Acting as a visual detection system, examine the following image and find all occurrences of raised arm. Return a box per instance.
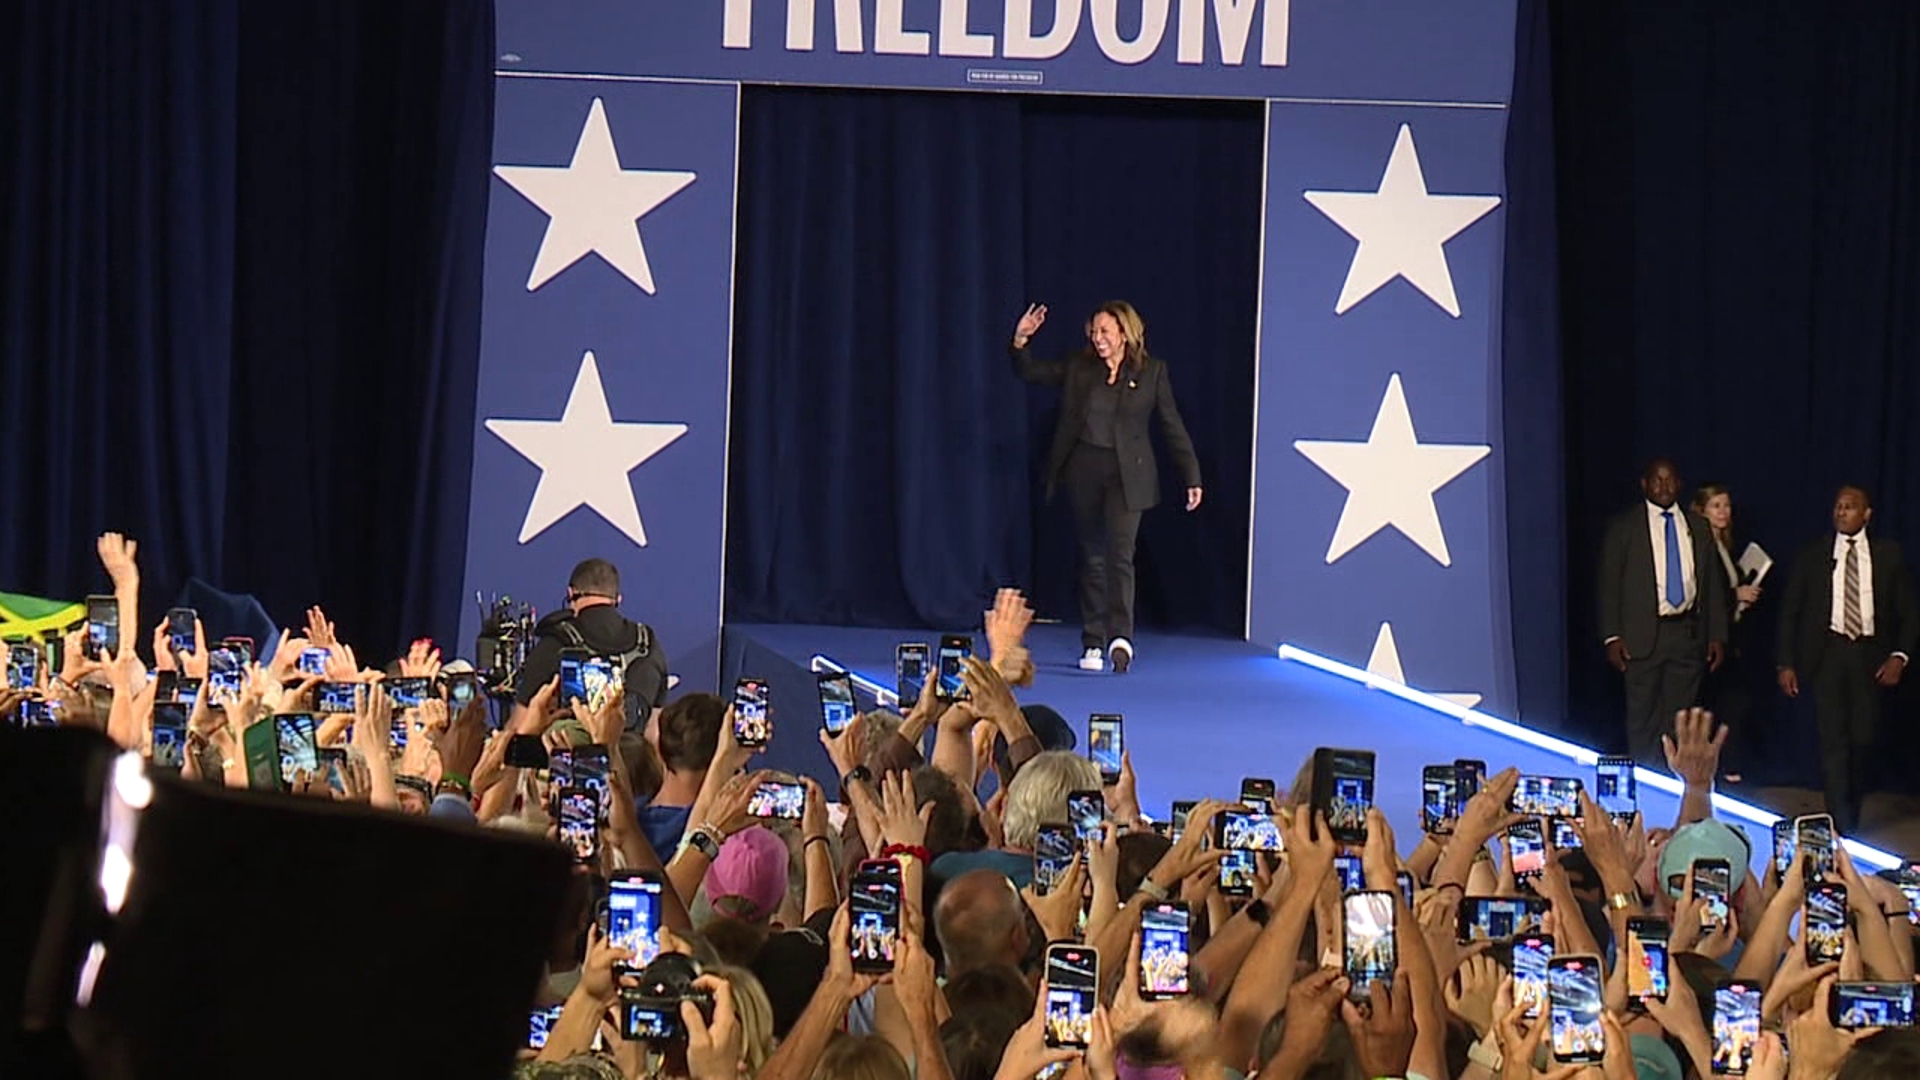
[1009,303,1069,385]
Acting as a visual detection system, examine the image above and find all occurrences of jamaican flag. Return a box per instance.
[0,590,86,645]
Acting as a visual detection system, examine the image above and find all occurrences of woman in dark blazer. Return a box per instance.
[1008,301,1203,673]
[1693,483,1765,782]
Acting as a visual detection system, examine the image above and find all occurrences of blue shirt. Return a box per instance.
[638,803,691,861]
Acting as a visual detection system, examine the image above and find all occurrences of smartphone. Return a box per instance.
[1551,817,1583,851]
[241,719,279,790]
[1067,789,1105,844]
[1796,814,1835,881]
[621,987,679,1042]
[318,746,347,794]
[1421,764,1461,835]
[1511,775,1583,818]
[7,642,39,690]
[1549,955,1605,1064]
[150,701,189,769]
[505,733,549,769]
[1138,902,1192,1000]
[1343,891,1397,1002]
[274,712,321,784]
[161,607,195,656]
[1625,917,1671,1007]
[557,784,600,862]
[895,643,929,708]
[1333,853,1364,894]
[1312,748,1375,844]
[573,744,611,817]
[936,635,972,702]
[16,698,60,727]
[208,646,247,701]
[850,860,903,974]
[220,636,255,667]
[384,676,432,711]
[1513,932,1554,1020]
[732,677,771,748]
[1692,858,1732,930]
[1455,758,1487,798]
[1034,823,1077,896]
[528,1004,565,1050]
[1042,944,1099,1049]
[1217,848,1257,898]
[1772,820,1796,881]
[1712,979,1761,1074]
[1169,800,1196,844]
[1831,981,1917,1030]
[173,676,201,707]
[1457,896,1549,944]
[606,871,665,973]
[1088,714,1124,785]
[749,779,806,821]
[1508,819,1547,883]
[445,671,481,712]
[1806,883,1848,965]
[305,680,354,715]
[1396,870,1415,911]
[816,671,856,738]
[297,647,330,677]
[559,649,616,710]
[1240,776,1276,813]
[84,595,119,660]
[1596,755,1637,821]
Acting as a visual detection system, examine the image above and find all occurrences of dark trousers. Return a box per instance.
[1700,635,1754,774]
[1622,612,1705,766]
[1065,443,1142,650]
[1812,635,1884,834]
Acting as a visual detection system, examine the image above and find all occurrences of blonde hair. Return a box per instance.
[712,963,778,1074]
[1086,300,1149,369]
[1002,750,1102,850]
[812,1033,912,1080]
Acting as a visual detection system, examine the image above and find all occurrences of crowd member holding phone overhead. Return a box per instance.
[1776,485,1918,835]
[511,557,668,734]
[1597,457,1727,767]
[1008,302,1203,675]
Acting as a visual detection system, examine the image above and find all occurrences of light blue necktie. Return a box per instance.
[1662,510,1686,609]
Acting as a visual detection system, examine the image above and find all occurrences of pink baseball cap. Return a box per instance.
[707,826,790,922]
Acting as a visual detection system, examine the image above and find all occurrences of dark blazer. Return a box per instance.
[1775,533,1918,678]
[1010,345,1202,512]
[1597,504,1728,657]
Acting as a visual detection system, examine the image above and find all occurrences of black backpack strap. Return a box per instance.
[553,618,587,649]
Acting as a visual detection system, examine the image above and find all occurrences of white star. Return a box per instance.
[486,352,688,546]
[1303,124,1501,317]
[1365,623,1482,709]
[1294,374,1489,566]
[493,97,697,294]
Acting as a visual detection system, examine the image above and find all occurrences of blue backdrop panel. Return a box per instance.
[495,0,1515,104]
[1249,103,1513,712]
[460,80,739,690]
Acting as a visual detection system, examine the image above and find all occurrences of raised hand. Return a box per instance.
[984,587,1034,660]
[1013,302,1047,345]
[1661,707,1726,788]
[399,639,442,679]
[96,532,139,592]
[303,605,337,648]
[682,974,742,1080]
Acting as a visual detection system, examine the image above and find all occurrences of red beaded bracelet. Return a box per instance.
[880,843,930,864]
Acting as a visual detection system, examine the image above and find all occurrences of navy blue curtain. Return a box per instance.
[1547,2,1920,785]
[0,0,490,660]
[727,87,1262,635]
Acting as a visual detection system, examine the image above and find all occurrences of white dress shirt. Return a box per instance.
[1830,529,1876,637]
[1646,501,1697,615]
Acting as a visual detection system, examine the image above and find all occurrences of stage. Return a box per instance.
[720,623,1902,877]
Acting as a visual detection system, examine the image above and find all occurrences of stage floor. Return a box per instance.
[724,623,1903,875]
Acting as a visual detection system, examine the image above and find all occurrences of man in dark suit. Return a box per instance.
[1776,484,1916,835]
[1597,458,1727,766]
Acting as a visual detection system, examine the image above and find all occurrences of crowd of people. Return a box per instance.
[9,537,1920,1080]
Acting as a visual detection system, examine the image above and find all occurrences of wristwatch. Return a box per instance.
[838,764,874,802]
[1136,878,1170,902]
[1608,891,1637,911]
[683,824,723,862]
[1467,1034,1504,1071]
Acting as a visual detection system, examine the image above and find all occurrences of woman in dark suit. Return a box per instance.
[1693,483,1765,782]
[1009,301,1203,673]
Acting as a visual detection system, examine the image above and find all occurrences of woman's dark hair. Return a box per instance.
[1839,1028,1920,1079]
[1116,832,1173,898]
[940,1008,1025,1080]
[701,912,771,969]
[944,964,1035,1019]
[1691,483,1733,544]
[911,765,975,860]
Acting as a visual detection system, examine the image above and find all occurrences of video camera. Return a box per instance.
[473,593,537,699]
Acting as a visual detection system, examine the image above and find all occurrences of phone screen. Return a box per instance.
[1551,817,1583,851]
[1509,820,1546,881]
[1693,860,1732,928]
[298,647,330,677]
[1170,800,1196,843]
[1511,775,1583,818]
[607,874,664,972]
[1217,848,1257,897]
[1832,982,1917,1030]
[1458,896,1548,943]
[167,608,196,654]
[151,701,189,768]
[1043,945,1098,1048]
[1088,714,1123,783]
[1421,765,1460,835]
[1807,884,1848,965]
[937,636,972,701]
[1797,815,1835,880]
[733,677,771,747]
[1396,871,1415,911]
[558,784,600,862]
[1773,820,1796,880]
[316,681,358,714]
[1067,790,1105,843]
[560,652,617,710]
[1626,918,1670,1004]
[1318,749,1375,842]
[817,672,856,737]
[274,712,320,782]
[573,745,611,817]
[1034,825,1076,896]
[7,643,38,691]
[1220,807,1283,852]
[749,780,806,820]
[1240,777,1276,811]
[851,863,902,973]
[385,676,432,711]
[1333,853,1364,895]
[85,596,119,660]
[895,643,928,708]
[1139,902,1192,998]
[1713,982,1761,1074]
[221,637,254,667]
[528,1005,565,1050]
[208,646,247,701]
[447,672,480,711]
[1550,957,1605,1064]
[17,698,60,727]
[1455,759,1487,797]
[1343,891,1397,1001]
[1513,933,1554,1019]
[1596,756,1637,818]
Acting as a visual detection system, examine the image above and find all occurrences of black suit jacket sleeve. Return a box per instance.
[1153,359,1202,489]
[1695,513,1729,646]
[1009,343,1067,386]
[1886,541,1920,659]
[1596,512,1630,644]
[1775,541,1815,671]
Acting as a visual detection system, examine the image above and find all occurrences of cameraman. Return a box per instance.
[509,558,667,733]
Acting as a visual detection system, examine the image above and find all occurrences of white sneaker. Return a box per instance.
[1079,647,1104,671]
[1109,638,1133,674]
